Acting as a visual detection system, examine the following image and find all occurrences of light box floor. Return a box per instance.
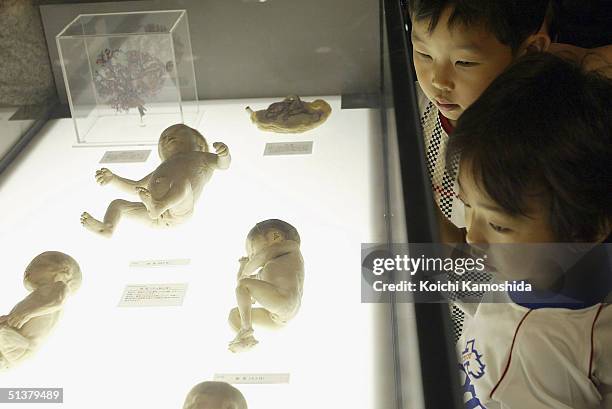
[0,96,384,408]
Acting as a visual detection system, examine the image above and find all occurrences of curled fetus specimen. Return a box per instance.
[228,219,304,353]
[0,252,82,370]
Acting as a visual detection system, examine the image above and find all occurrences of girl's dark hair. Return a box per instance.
[408,0,550,53]
[447,53,612,242]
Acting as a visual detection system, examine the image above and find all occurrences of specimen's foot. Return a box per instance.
[228,328,258,353]
[80,212,112,237]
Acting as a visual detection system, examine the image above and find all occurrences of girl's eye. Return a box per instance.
[456,60,479,67]
[489,223,511,233]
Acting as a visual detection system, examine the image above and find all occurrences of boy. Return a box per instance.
[447,53,611,408]
[407,0,552,341]
[407,0,551,230]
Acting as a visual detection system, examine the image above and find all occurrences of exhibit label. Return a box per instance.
[263,141,313,156]
[100,149,151,163]
[129,258,191,268]
[118,283,188,307]
[214,373,290,384]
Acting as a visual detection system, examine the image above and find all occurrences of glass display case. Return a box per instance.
[0,1,459,408]
[57,10,199,145]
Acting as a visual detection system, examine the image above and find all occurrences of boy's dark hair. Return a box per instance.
[408,0,550,53]
[447,53,611,242]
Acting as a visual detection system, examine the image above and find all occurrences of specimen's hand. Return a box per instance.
[213,142,229,157]
[135,186,150,197]
[237,256,250,280]
[95,168,115,185]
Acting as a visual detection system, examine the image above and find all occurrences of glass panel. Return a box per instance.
[0,1,451,408]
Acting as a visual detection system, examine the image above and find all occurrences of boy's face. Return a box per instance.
[458,164,562,285]
[457,165,556,245]
[411,7,515,124]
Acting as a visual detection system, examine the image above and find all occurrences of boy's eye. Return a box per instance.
[457,195,471,208]
[489,223,511,233]
[415,51,432,60]
[456,60,479,67]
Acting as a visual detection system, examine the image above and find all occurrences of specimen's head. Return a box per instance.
[408,0,550,122]
[182,381,247,409]
[158,124,209,160]
[246,219,300,257]
[23,251,82,293]
[447,53,612,245]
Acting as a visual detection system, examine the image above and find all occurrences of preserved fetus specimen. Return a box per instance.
[246,95,331,133]
[229,219,304,353]
[0,252,82,370]
[81,124,230,237]
[183,381,247,409]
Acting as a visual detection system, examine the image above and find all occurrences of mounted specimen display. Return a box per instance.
[246,95,331,133]
[81,124,230,237]
[0,252,82,370]
[229,219,304,353]
[183,381,247,409]
[94,48,168,121]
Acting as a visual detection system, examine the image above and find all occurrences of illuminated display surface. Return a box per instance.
[0,96,381,408]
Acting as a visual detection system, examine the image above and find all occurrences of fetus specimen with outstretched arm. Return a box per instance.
[81,124,230,237]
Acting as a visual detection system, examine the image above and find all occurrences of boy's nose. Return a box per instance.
[465,218,487,245]
[431,64,454,92]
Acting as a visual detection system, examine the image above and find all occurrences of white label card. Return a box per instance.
[129,258,191,268]
[263,141,313,156]
[213,373,290,384]
[118,283,188,307]
[100,150,151,163]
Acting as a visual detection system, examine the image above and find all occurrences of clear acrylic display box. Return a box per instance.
[56,10,199,145]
